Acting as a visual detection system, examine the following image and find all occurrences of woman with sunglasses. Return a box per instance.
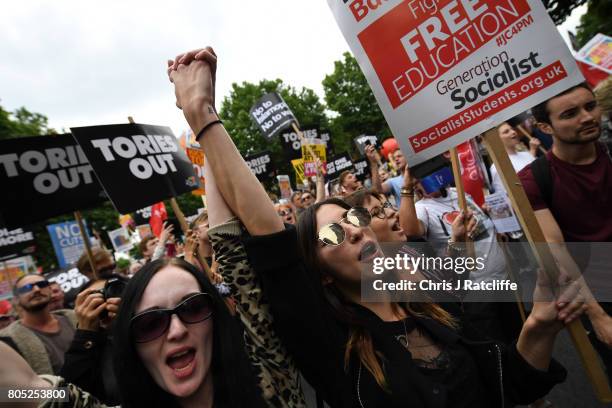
[275,202,297,225]
[164,47,585,408]
[0,259,265,408]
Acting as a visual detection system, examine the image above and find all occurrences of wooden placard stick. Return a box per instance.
[449,147,475,258]
[74,210,97,279]
[516,124,548,154]
[483,127,612,402]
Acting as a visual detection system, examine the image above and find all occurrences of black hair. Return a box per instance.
[532,82,593,125]
[112,258,263,408]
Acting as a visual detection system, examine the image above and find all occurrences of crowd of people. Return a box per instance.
[0,46,610,408]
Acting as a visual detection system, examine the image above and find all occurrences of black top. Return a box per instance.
[243,225,567,408]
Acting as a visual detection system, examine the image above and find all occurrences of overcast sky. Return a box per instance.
[0,1,586,137]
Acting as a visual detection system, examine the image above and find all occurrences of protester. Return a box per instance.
[338,170,362,196]
[0,259,266,408]
[165,46,584,408]
[300,191,315,209]
[46,282,65,311]
[290,191,305,216]
[275,202,297,225]
[489,122,540,193]
[518,83,612,369]
[60,277,124,405]
[0,274,76,375]
[190,211,213,267]
[132,221,176,274]
[367,143,407,205]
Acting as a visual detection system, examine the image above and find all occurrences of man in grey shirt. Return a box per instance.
[0,274,76,374]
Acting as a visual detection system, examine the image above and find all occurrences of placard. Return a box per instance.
[326,153,354,181]
[186,147,206,195]
[45,267,90,306]
[108,227,134,253]
[280,127,334,160]
[576,33,612,74]
[353,158,370,181]
[249,92,297,139]
[244,151,276,182]
[354,134,379,155]
[71,123,198,214]
[327,0,583,165]
[485,192,521,233]
[0,227,36,261]
[302,139,327,177]
[291,158,306,186]
[132,206,153,225]
[0,134,106,228]
[277,175,293,200]
[47,220,91,269]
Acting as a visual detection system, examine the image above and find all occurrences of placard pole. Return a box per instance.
[74,211,97,279]
[517,124,548,154]
[448,148,475,259]
[483,128,612,402]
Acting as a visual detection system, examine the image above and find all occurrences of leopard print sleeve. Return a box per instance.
[37,375,112,408]
[208,218,306,408]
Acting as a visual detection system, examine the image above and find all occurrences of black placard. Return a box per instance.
[325,153,354,181]
[244,151,276,182]
[354,134,379,155]
[0,226,36,261]
[0,134,107,228]
[132,206,153,225]
[250,92,297,140]
[279,127,334,161]
[353,158,370,181]
[71,123,198,215]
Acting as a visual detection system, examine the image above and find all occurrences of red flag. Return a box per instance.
[456,140,485,207]
[575,59,609,88]
[149,202,168,237]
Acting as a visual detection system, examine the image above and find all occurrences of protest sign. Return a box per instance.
[0,257,30,300]
[302,139,327,177]
[71,123,198,214]
[291,158,306,186]
[250,93,297,139]
[0,227,36,261]
[576,33,612,74]
[108,227,133,253]
[244,151,276,182]
[186,147,206,195]
[135,225,152,240]
[456,140,486,206]
[354,135,379,155]
[326,153,354,181]
[353,158,370,181]
[0,134,106,228]
[47,220,92,269]
[485,192,521,233]
[132,206,153,225]
[277,175,292,199]
[327,0,583,165]
[280,127,334,160]
[45,267,89,307]
[149,202,168,237]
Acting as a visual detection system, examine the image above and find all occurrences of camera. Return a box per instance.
[100,276,127,300]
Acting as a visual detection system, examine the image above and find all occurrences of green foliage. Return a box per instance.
[219,79,328,187]
[542,0,587,25]
[322,52,391,156]
[0,104,55,139]
[575,0,612,48]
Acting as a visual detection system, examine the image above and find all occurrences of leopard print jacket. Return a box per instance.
[209,218,306,408]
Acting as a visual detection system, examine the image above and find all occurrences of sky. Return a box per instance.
[0,1,587,137]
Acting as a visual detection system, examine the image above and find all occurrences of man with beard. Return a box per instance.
[0,274,76,374]
[518,83,612,374]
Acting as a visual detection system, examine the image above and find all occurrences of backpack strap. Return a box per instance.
[530,154,553,209]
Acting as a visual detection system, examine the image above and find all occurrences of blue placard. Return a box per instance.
[46,221,91,269]
[420,166,454,194]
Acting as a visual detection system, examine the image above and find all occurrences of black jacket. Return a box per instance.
[243,226,566,408]
[60,329,121,405]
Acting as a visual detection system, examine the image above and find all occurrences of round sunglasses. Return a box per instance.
[130,292,213,343]
[318,207,372,246]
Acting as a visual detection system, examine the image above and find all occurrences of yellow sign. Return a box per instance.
[186,147,206,196]
[301,141,326,177]
[291,158,305,186]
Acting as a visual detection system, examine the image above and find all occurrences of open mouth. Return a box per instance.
[391,219,403,233]
[359,242,379,261]
[166,348,196,377]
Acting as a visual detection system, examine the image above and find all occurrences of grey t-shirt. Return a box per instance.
[29,315,75,374]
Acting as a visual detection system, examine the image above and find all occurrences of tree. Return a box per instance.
[322,52,391,156]
[219,79,328,185]
[0,103,54,139]
[575,0,612,48]
[542,0,587,25]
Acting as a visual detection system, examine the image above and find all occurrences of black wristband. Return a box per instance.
[195,119,223,142]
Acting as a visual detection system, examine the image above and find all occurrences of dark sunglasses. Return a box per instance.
[301,195,313,202]
[369,201,397,219]
[97,263,117,277]
[17,280,50,295]
[318,207,372,246]
[130,293,213,343]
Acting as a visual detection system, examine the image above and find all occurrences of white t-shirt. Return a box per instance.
[490,150,535,194]
[414,188,507,283]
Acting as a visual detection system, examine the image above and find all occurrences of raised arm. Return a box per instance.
[365,144,385,194]
[315,159,326,203]
[168,48,283,236]
[398,165,426,237]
